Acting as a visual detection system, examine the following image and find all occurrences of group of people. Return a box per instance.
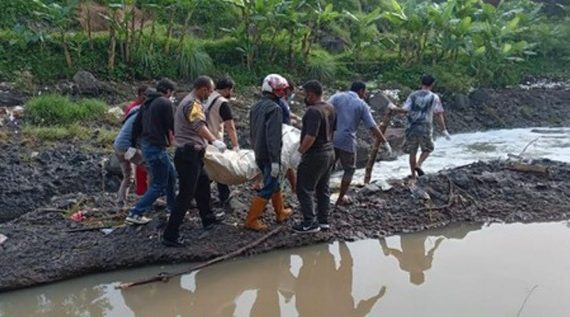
[113,73,449,247]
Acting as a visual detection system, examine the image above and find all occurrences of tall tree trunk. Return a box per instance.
[164,6,175,54]
[149,13,156,52]
[108,26,116,72]
[129,6,136,62]
[177,11,193,53]
[301,31,310,64]
[61,31,73,69]
[138,9,146,46]
[268,27,280,63]
[86,1,93,49]
[287,28,295,69]
[123,5,130,63]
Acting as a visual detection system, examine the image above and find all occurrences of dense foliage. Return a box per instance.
[0,0,568,91]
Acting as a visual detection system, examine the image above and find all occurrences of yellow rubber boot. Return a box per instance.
[244,196,268,231]
[272,192,292,223]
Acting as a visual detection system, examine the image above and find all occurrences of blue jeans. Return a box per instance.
[257,160,280,199]
[130,141,176,216]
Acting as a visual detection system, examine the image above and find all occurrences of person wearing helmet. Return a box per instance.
[245,74,293,231]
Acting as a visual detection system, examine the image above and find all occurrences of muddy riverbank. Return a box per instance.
[1,159,569,291]
[1,76,570,291]
[1,79,570,222]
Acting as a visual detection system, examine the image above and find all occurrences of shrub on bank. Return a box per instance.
[77,99,108,119]
[25,94,108,126]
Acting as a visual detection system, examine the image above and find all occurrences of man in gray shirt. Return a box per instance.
[329,81,391,206]
[391,74,450,178]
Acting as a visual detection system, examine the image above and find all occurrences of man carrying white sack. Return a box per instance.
[204,77,240,206]
[162,76,227,248]
[245,74,293,231]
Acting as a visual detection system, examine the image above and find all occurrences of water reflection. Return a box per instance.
[293,242,385,317]
[381,235,443,285]
[0,283,111,317]
[119,242,384,317]
[380,223,482,285]
[3,221,570,317]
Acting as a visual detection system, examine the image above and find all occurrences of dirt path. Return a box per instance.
[1,159,569,291]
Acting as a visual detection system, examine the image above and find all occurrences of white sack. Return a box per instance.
[204,124,301,185]
[203,147,258,185]
[280,124,301,172]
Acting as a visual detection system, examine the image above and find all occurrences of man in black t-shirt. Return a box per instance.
[292,80,337,234]
[126,79,177,225]
[204,78,240,204]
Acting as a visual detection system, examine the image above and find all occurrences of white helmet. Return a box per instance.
[261,74,289,97]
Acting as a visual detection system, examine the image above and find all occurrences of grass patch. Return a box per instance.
[0,130,9,143]
[96,128,118,147]
[22,123,91,142]
[78,98,108,117]
[25,94,108,126]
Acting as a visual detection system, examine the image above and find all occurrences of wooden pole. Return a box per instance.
[363,114,392,184]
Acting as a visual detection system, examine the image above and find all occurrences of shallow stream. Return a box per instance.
[337,127,570,187]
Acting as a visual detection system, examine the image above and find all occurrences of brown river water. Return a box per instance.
[1,221,570,317]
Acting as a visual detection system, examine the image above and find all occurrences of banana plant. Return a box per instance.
[32,0,79,69]
[299,2,340,64]
[343,7,382,60]
[223,0,285,70]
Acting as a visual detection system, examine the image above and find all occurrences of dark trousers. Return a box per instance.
[164,146,215,241]
[296,147,335,226]
[217,183,230,202]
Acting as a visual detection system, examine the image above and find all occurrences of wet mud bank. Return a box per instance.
[1,159,569,291]
[0,142,120,223]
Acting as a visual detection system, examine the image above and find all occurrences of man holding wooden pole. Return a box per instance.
[329,81,391,206]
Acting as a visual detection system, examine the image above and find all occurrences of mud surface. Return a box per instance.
[444,88,570,133]
[0,142,120,222]
[1,159,569,291]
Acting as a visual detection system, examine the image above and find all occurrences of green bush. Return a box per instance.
[307,49,339,84]
[202,37,244,67]
[77,98,108,118]
[26,94,79,126]
[25,94,107,126]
